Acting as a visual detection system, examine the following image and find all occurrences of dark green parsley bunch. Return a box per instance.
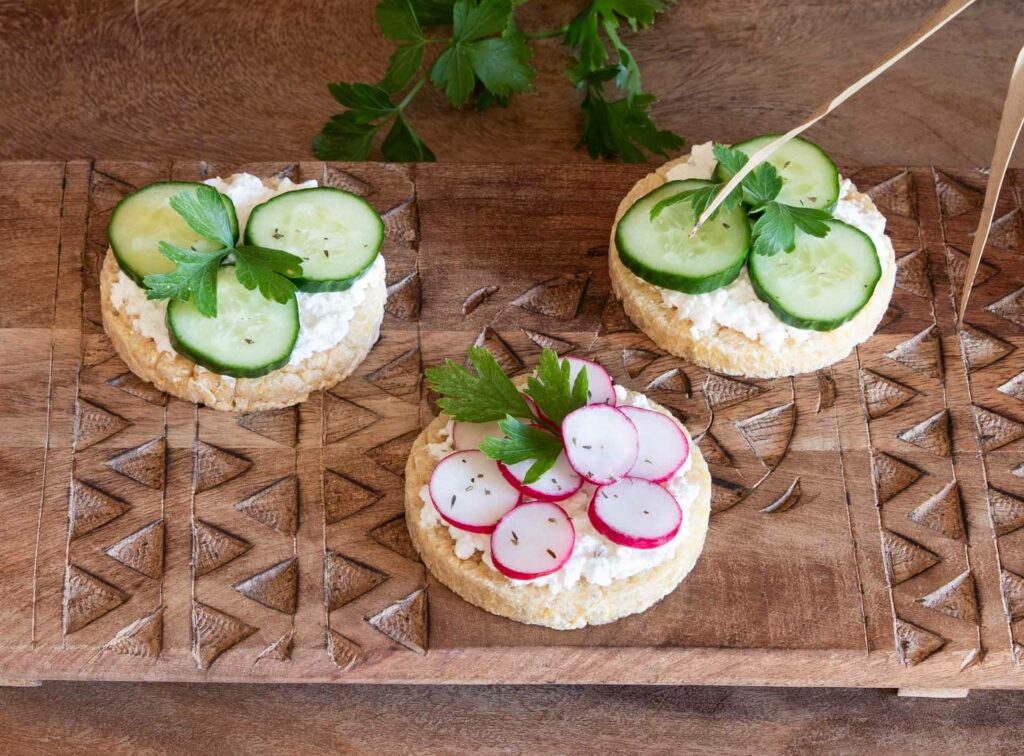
[650,143,833,256]
[315,0,682,163]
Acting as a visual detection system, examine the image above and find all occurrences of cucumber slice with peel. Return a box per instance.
[108,182,238,287]
[245,187,383,293]
[747,220,881,331]
[716,135,840,211]
[167,266,299,378]
[615,179,751,294]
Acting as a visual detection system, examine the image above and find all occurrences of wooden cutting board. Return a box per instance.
[1,159,1022,688]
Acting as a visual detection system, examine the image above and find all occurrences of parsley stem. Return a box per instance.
[397,77,426,111]
[522,26,567,40]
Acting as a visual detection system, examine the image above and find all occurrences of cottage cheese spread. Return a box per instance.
[108,173,386,367]
[657,142,893,351]
[418,385,701,595]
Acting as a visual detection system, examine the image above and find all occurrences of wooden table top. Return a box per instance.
[2,682,1023,754]
[0,0,1020,168]
[3,0,1023,751]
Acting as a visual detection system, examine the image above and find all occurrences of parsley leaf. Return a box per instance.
[314,112,381,161]
[788,205,833,237]
[751,202,832,256]
[428,346,606,482]
[378,0,424,41]
[232,246,302,305]
[381,112,437,161]
[425,346,533,422]
[143,243,227,318]
[524,349,589,426]
[168,184,235,249]
[466,36,534,97]
[480,416,563,484]
[649,181,742,222]
[580,89,683,163]
[650,144,786,222]
[453,0,507,38]
[142,187,304,317]
[315,81,436,162]
[377,0,428,91]
[712,142,747,176]
[430,0,533,107]
[327,82,397,121]
[565,0,665,74]
[382,44,426,92]
[411,0,456,26]
[742,163,783,208]
[601,18,641,95]
[567,1,681,163]
[711,143,783,208]
[751,202,795,257]
[431,45,476,105]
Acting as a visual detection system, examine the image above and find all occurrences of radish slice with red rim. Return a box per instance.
[561,404,638,485]
[498,451,583,502]
[566,356,617,406]
[618,406,690,483]
[451,420,504,451]
[429,450,521,533]
[588,477,682,549]
[491,501,575,580]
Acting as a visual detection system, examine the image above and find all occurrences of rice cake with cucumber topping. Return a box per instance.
[405,349,711,630]
[609,139,896,378]
[101,173,386,412]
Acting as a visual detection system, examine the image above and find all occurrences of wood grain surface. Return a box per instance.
[2,157,1024,691]
[0,0,1021,167]
[3,682,1024,755]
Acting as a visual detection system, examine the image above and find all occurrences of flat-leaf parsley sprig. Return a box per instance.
[425,346,589,483]
[315,0,682,164]
[143,185,305,318]
[649,143,833,257]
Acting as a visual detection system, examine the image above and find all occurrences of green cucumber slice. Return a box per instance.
[716,135,840,211]
[615,179,751,294]
[167,266,298,378]
[245,187,383,293]
[108,182,238,287]
[747,219,881,331]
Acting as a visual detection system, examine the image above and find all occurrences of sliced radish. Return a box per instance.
[566,356,616,406]
[429,450,521,533]
[618,406,690,483]
[588,477,682,549]
[561,404,638,485]
[498,451,583,502]
[451,420,504,451]
[491,501,575,580]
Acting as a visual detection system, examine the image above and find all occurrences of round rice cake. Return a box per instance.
[404,400,712,630]
[100,249,385,412]
[609,154,897,378]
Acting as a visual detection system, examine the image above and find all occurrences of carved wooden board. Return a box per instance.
[1,159,1023,687]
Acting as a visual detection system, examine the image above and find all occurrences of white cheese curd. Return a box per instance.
[419,385,699,595]
[108,173,386,368]
[658,142,894,351]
